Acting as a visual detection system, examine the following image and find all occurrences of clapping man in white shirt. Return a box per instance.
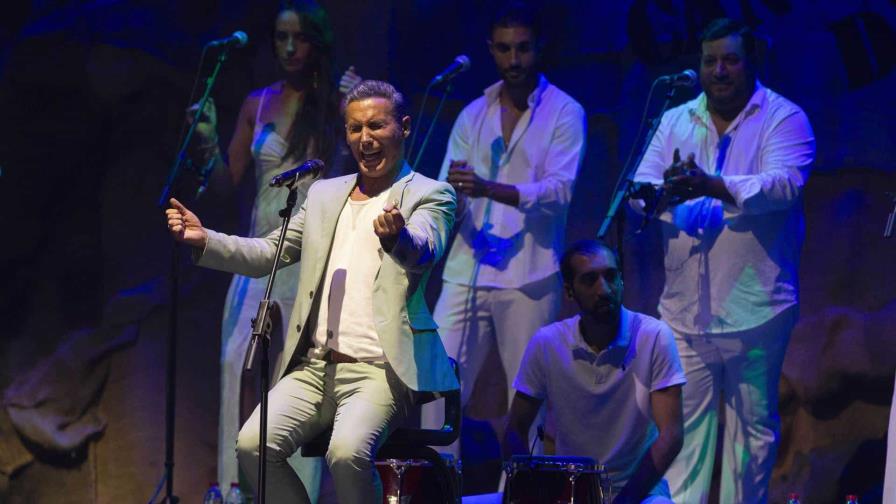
[632,18,815,503]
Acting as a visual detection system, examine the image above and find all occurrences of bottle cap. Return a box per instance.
[231,482,239,487]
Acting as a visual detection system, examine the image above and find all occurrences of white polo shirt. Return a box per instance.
[513,307,686,492]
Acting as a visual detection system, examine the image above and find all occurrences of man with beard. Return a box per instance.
[423,1,586,459]
[504,240,685,504]
[632,18,815,503]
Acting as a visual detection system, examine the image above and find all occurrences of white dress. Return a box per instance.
[217,85,322,497]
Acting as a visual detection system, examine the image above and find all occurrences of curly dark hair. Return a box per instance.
[490,1,542,44]
[699,17,758,68]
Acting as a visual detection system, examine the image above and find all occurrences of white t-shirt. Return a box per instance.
[311,190,390,361]
[513,307,686,492]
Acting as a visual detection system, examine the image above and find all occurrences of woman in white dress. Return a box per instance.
[188,1,360,498]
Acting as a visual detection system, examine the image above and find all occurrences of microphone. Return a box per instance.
[206,31,249,49]
[657,69,697,87]
[269,159,325,187]
[430,55,471,86]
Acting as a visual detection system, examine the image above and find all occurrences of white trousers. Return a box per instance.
[665,307,797,504]
[236,359,413,504]
[423,276,561,457]
[884,374,896,504]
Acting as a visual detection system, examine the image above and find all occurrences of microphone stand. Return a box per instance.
[597,82,680,265]
[407,81,432,164]
[410,82,454,172]
[242,177,303,504]
[150,45,233,504]
[158,47,229,207]
[885,192,896,238]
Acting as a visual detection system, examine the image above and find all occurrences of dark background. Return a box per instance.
[1,0,895,502]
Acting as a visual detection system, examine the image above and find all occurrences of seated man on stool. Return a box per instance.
[504,240,686,504]
[165,80,458,503]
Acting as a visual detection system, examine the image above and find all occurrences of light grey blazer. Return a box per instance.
[197,162,459,392]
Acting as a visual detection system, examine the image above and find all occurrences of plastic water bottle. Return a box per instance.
[786,493,801,504]
[203,482,223,504]
[224,482,244,504]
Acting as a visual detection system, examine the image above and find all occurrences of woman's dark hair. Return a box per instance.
[277,0,340,167]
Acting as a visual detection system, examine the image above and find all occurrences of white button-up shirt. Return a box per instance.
[439,75,586,288]
[633,83,815,334]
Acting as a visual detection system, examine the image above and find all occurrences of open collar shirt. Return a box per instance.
[439,75,586,288]
[633,83,815,334]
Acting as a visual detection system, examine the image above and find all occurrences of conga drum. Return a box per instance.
[377,454,461,504]
[502,455,610,504]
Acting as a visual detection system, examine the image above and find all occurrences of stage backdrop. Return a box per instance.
[0,1,894,502]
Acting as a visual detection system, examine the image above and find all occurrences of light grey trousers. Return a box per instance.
[236,358,413,503]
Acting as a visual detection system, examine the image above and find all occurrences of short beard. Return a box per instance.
[588,302,621,325]
[502,68,536,89]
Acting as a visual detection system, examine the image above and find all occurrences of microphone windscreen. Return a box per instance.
[232,31,249,47]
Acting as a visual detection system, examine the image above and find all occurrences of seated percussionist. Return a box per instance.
[504,240,686,504]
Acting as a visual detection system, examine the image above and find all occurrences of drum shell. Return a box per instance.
[377,456,461,504]
[502,455,608,504]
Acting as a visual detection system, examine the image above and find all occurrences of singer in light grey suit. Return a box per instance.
[165,80,457,503]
